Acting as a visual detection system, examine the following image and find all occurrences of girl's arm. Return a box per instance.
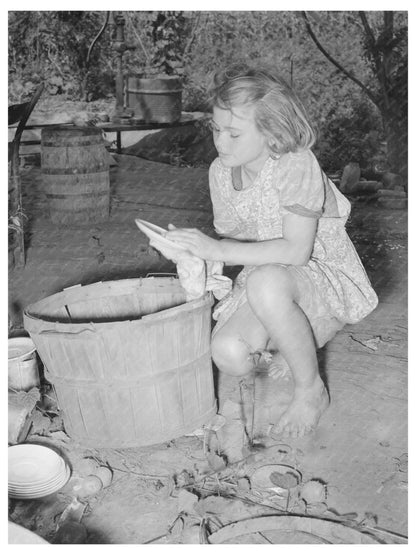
[166,212,318,267]
[220,212,317,266]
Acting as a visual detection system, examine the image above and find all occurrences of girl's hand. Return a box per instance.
[165,224,221,260]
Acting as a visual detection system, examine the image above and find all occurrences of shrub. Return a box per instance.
[313,95,384,173]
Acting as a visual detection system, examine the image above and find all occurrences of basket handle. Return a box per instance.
[38,326,97,337]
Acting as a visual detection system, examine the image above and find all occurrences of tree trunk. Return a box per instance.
[382,60,408,185]
[384,111,408,188]
[302,12,407,187]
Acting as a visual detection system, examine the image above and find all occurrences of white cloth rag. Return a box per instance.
[148,236,205,301]
[149,237,232,301]
[205,260,232,300]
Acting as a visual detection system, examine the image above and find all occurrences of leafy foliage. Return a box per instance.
[314,96,384,173]
[144,11,189,76]
[8,11,115,101]
[8,10,407,174]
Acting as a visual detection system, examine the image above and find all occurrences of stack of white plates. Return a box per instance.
[8,444,70,499]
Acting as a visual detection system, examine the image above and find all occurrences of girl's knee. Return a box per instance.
[211,332,252,377]
[246,264,296,304]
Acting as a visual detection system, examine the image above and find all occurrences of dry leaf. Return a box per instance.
[176,489,199,514]
[206,452,227,472]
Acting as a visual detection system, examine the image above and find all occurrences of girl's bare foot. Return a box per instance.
[268,352,291,380]
[250,350,290,380]
[271,377,329,438]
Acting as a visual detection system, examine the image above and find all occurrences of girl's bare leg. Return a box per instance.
[211,301,269,377]
[246,264,329,438]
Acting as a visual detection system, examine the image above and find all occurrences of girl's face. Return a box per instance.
[211,104,270,172]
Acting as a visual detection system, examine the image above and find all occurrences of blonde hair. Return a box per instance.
[207,63,316,155]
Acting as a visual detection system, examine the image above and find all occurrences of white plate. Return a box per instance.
[8,337,36,361]
[9,466,67,490]
[8,522,49,544]
[9,465,68,490]
[8,444,65,485]
[8,458,66,487]
[135,219,187,251]
[9,466,70,499]
[9,477,69,496]
[9,478,67,496]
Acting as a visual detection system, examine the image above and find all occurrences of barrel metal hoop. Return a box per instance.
[46,191,109,200]
[41,168,109,176]
[41,139,104,147]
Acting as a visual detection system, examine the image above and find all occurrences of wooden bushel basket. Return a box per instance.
[41,126,110,224]
[23,277,216,448]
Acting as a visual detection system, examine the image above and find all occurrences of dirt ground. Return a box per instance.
[8,132,408,544]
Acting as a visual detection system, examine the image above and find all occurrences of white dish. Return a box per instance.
[9,466,66,490]
[9,466,70,499]
[135,218,187,251]
[8,337,36,361]
[8,522,49,544]
[9,480,66,494]
[8,458,65,487]
[9,481,69,497]
[8,444,65,485]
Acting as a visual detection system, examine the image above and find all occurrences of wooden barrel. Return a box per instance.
[23,277,216,448]
[41,126,110,224]
[126,75,182,123]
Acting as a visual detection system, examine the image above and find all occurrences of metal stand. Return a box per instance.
[108,12,136,119]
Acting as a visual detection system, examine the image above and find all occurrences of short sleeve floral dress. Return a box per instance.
[209,149,378,347]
